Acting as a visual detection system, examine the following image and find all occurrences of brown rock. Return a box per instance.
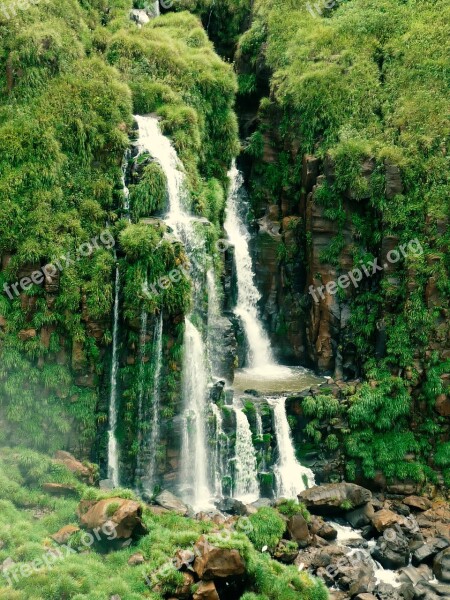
[193,536,245,580]
[128,553,145,566]
[78,498,147,539]
[51,525,80,544]
[42,483,78,496]
[371,509,408,532]
[174,572,195,599]
[403,496,432,512]
[287,514,310,545]
[193,581,219,600]
[435,394,450,417]
[54,450,96,484]
[18,328,36,341]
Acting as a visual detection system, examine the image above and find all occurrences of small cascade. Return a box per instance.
[134,115,213,508]
[233,401,259,503]
[210,403,228,498]
[180,318,212,509]
[145,312,163,492]
[269,396,315,498]
[135,300,149,487]
[224,165,273,369]
[107,265,121,487]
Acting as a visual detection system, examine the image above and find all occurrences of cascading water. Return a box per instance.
[210,403,228,498]
[107,265,120,487]
[233,401,260,503]
[269,396,315,497]
[181,319,211,509]
[224,165,273,369]
[134,114,213,508]
[145,312,163,491]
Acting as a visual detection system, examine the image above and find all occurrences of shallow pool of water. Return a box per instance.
[233,365,324,395]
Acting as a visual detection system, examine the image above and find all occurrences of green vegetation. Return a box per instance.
[0,1,239,460]
[0,448,327,600]
[236,0,449,488]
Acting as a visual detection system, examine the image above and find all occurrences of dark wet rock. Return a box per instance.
[371,530,410,569]
[433,547,450,582]
[412,538,449,566]
[298,482,372,515]
[215,497,247,516]
[345,503,375,529]
[210,380,226,403]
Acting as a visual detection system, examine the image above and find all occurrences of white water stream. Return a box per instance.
[224,165,274,369]
[233,401,260,503]
[269,396,315,497]
[107,265,121,487]
[134,115,213,509]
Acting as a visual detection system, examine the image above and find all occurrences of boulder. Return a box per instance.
[417,503,450,540]
[54,450,96,484]
[128,553,145,566]
[193,536,245,580]
[193,581,219,600]
[433,547,450,583]
[51,525,80,545]
[272,540,299,564]
[155,491,188,516]
[371,530,410,569]
[174,572,195,599]
[77,497,147,539]
[287,514,310,546]
[42,483,78,496]
[298,483,372,515]
[345,503,375,529]
[403,496,432,512]
[215,497,247,516]
[371,509,408,532]
[309,515,338,540]
[412,538,449,566]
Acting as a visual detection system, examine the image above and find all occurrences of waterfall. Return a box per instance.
[233,402,259,503]
[145,312,163,491]
[224,165,273,369]
[107,265,120,487]
[134,114,213,508]
[210,403,226,498]
[135,302,149,487]
[269,397,315,498]
[180,318,211,509]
